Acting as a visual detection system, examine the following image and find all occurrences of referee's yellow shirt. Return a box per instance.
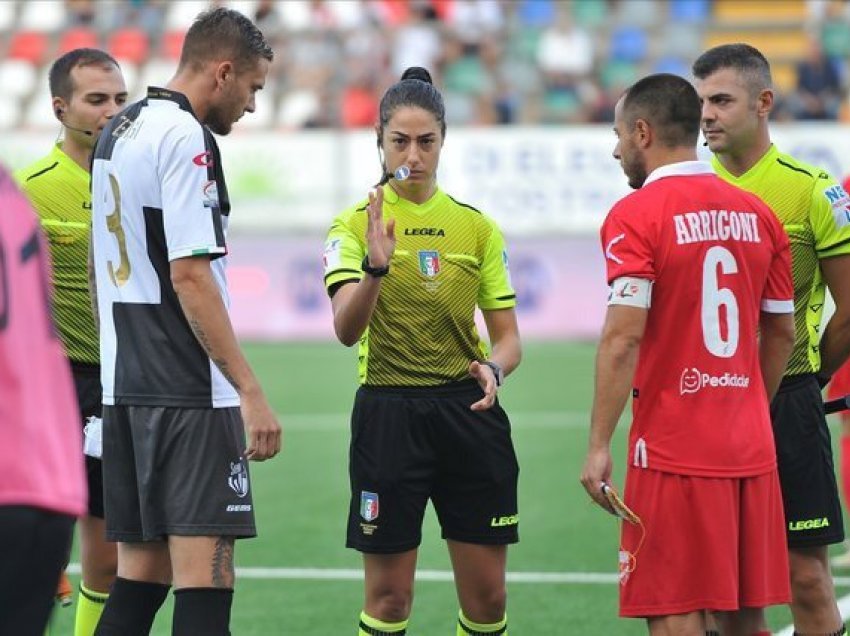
[16,143,99,365]
[713,145,850,375]
[324,185,516,386]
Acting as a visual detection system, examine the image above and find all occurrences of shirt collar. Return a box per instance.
[643,160,714,186]
[146,86,195,116]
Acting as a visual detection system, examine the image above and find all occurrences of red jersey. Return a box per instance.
[601,161,794,477]
[0,165,85,516]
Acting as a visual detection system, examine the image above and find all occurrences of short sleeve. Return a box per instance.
[600,201,656,285]
[812,176,850,258]
[158,123,225,261]
[762,212,794,313]
[478,218,516,310]
[323,214,364,292]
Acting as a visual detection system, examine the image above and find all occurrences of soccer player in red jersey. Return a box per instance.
[581,73,796,635]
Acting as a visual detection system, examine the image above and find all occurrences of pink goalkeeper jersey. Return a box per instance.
[601,161,794,477]
[0,165,85,516]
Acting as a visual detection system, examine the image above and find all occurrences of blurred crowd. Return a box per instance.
[3,0,850,129]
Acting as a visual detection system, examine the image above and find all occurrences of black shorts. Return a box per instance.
[771,374,844,548]
[102,405,256,542]
[0,506,75,635]
[347,379,519,554]
[72,363,104,518]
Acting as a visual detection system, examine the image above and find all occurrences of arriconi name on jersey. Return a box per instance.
[680,367,750,395]
[673,210,761,245]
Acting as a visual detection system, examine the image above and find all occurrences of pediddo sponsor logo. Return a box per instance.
[680,367,750,395]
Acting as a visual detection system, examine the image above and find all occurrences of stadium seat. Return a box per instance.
[139,59,179,92]
[0,60,39,99]
[58,28,99,55]
[652,56,690,78]
[608,26,649,63]
[23,79,56,130]
[160,30,186,61]
[19,0,65,31]
[0,96,20,130]
[8,31,50,65]
[108,28,150,65]
[516,0,555,27]
[277,89,320,129]
[165,0,209,31]
[669,0,710,23]
[0,1,17,32]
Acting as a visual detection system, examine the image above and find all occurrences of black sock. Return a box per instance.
[793,627,846,636]
[172,587,234,636]
[93,577,170,636]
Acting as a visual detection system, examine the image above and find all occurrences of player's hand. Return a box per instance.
[241,392,282,461]
[468,360,497,411]
[580,447,614,514]
[364,186,396,269]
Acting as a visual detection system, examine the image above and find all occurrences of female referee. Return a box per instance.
[323,66,522,636]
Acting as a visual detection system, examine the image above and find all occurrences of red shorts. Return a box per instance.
[619,467,790,618]
[828,360,850,400]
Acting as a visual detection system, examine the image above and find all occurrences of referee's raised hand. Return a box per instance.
[241,390,282,461]
[365,186,396,268]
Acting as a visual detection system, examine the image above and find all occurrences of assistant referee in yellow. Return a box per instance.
[324,66,522,636]
[16,48,127,636]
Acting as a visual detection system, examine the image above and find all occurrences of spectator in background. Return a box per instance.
[791,36,843,120]
[536,8,595,123]
[391,1,442,78]
[65,0,96,27]
[15,47,127,636]
[341,69,379,128]
[0,163,86,636]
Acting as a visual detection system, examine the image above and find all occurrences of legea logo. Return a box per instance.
[679,367,750,395]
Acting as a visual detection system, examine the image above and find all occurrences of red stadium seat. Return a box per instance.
[58,28,100,55]
[8,31,49,65]
[161,30,186,61]
[109,28,150,65]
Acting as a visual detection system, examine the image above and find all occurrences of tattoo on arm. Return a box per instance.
[211,536,235,588]
[186,317,241,391]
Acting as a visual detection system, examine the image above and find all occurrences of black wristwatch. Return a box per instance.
[362,255,389,278]
[482,360,504,387]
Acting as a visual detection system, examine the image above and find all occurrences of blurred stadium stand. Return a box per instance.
[0,0,848,130]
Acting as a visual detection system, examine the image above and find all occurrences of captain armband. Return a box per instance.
[607,276,652,308]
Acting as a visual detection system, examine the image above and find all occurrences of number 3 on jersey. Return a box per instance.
[106,173,131,286]
[701,246,739,358]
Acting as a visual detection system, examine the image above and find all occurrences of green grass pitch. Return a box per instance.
[50,340,840,634]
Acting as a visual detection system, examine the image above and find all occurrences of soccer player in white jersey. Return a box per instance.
[581,73,795,635]
[89,9,281,635]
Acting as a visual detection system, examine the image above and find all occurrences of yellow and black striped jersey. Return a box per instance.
[15,143,98,365]
[713,145,850,375]
[324,185,516,386]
